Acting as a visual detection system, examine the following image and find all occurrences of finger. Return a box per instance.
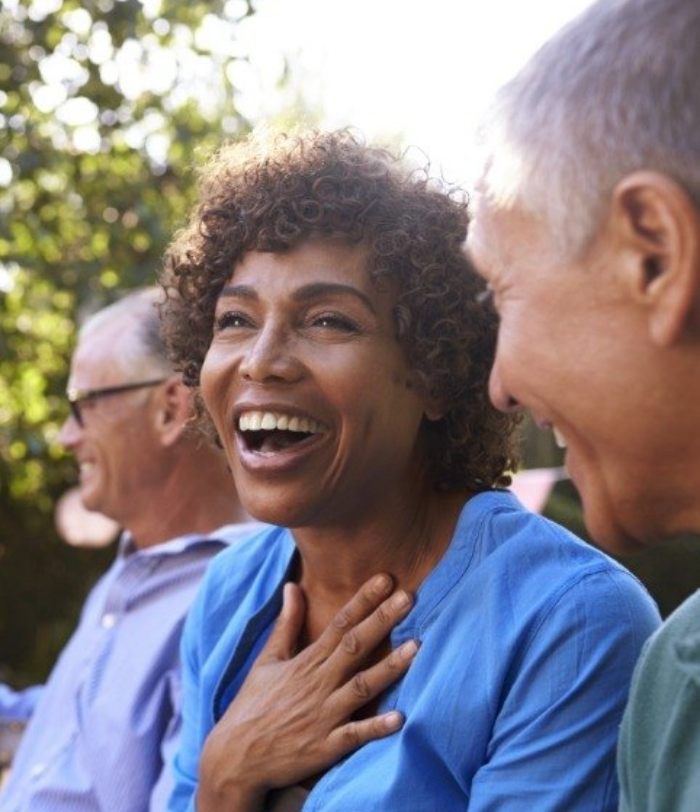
[257,582,306,663]
[328,638,419,715]
[325,710,405,761]
[326,589,414,675]
[313,573,395,658]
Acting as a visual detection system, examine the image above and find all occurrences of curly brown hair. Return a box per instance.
[160,129,519,491]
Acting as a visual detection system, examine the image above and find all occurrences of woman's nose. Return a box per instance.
[239,324,303,384]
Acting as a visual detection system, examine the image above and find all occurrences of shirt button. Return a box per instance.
[101,613,116,629]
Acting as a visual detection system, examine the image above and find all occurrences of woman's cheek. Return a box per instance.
[200,349,227,423]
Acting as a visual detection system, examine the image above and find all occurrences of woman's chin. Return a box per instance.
[240,491,320,530]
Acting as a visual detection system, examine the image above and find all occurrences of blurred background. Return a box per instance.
[2,0,699,688]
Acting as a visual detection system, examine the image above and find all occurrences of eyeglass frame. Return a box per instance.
[66,378,168,427]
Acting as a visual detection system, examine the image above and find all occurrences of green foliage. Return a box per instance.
[3,0,699,687]
[0,0,255,684]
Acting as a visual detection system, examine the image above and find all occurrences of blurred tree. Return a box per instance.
[0,0,259,683]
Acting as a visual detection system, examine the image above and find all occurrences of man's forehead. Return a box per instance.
[465,195,503,281]
[69,317,132,385]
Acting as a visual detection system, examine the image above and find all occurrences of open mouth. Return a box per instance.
[237,410,327,454]
[78,461,96,478]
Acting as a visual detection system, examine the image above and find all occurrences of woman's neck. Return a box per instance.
[293,487,471,643]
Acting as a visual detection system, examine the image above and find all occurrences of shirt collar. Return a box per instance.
[117,522,261,559]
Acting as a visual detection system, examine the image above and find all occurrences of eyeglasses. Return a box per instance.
[67,379,167,427]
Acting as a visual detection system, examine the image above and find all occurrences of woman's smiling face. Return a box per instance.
[200,238,433,529]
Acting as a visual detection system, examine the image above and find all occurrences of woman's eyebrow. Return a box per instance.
[292,282,376,314]
[218,284,257,301]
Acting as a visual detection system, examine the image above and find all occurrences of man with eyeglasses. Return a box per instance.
[0,288,259,811]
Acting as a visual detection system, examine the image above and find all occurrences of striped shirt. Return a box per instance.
[0,523,261,812]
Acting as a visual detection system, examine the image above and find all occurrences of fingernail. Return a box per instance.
[399,639,419,659]
[383,710,404,730]
[392,590,411,610]
[372,574,392,594]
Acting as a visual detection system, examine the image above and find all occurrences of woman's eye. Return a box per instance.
[310,313,359,333]
[215,311,253,331]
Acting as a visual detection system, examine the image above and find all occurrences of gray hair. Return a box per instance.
[479,0,700,256]
[79,288,173,378]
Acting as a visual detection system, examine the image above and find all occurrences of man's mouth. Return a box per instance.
[79,462,96,478]
[553,427,567,449]
[237,410,327,454]
[536,418,568,451]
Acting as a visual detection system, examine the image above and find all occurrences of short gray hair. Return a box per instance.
[479,0,700,256]
[80,288,173,378]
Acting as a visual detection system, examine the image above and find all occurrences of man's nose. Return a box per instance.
[488,358,522,413]
[57,414,81,448]
[239,324,303,384]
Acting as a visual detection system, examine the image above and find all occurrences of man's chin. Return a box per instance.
[581,502,649,555]
[77,486,103,515]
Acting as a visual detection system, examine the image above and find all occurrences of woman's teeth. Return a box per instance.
[238,411,325,434]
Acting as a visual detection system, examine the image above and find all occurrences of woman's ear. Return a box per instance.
[405,369,446,422]
[154,376,195,446]
[423,401,446,422]
[611,171,700,347]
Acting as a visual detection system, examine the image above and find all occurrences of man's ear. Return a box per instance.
[153,376,194,446]
[611,171,700,346]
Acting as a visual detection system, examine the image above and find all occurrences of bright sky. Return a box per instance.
[1,0,596,193]
[237,0,595,186]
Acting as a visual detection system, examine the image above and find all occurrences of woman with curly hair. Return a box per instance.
[160,130,658,812]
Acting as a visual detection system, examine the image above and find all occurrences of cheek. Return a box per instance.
[200,347,232,429]
[496,307,547,377]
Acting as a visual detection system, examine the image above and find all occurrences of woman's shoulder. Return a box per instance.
[443,490,660,659]
[467,489,625,571]
[460,490,657,616]
[196,525,294,612]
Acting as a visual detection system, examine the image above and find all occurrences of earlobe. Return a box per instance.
[613,171,700,347]
[404,370,446,422]
[423,404,446,422]
[156,377,194,446]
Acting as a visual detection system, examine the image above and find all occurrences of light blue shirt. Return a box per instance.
[0,523,262,812]
[0,687,44,727]
[171,491,660,811]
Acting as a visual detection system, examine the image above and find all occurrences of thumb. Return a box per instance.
[259,582,306,662]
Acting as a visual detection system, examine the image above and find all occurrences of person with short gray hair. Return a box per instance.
[478,0,700,257]
[467,0,700,809]
[0,287,259,811]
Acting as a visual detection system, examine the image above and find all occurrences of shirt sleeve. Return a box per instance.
[0,684,43,770]
[168,584,207,812]
[149,668,183,812]
[617,609,700,812]
[0,684,43,723]
[467,568,660,812]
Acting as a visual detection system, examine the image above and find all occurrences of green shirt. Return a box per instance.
[618,588,700,811]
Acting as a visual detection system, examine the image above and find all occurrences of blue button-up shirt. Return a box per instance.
[171,491,660,811]
[0,522,262,812]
